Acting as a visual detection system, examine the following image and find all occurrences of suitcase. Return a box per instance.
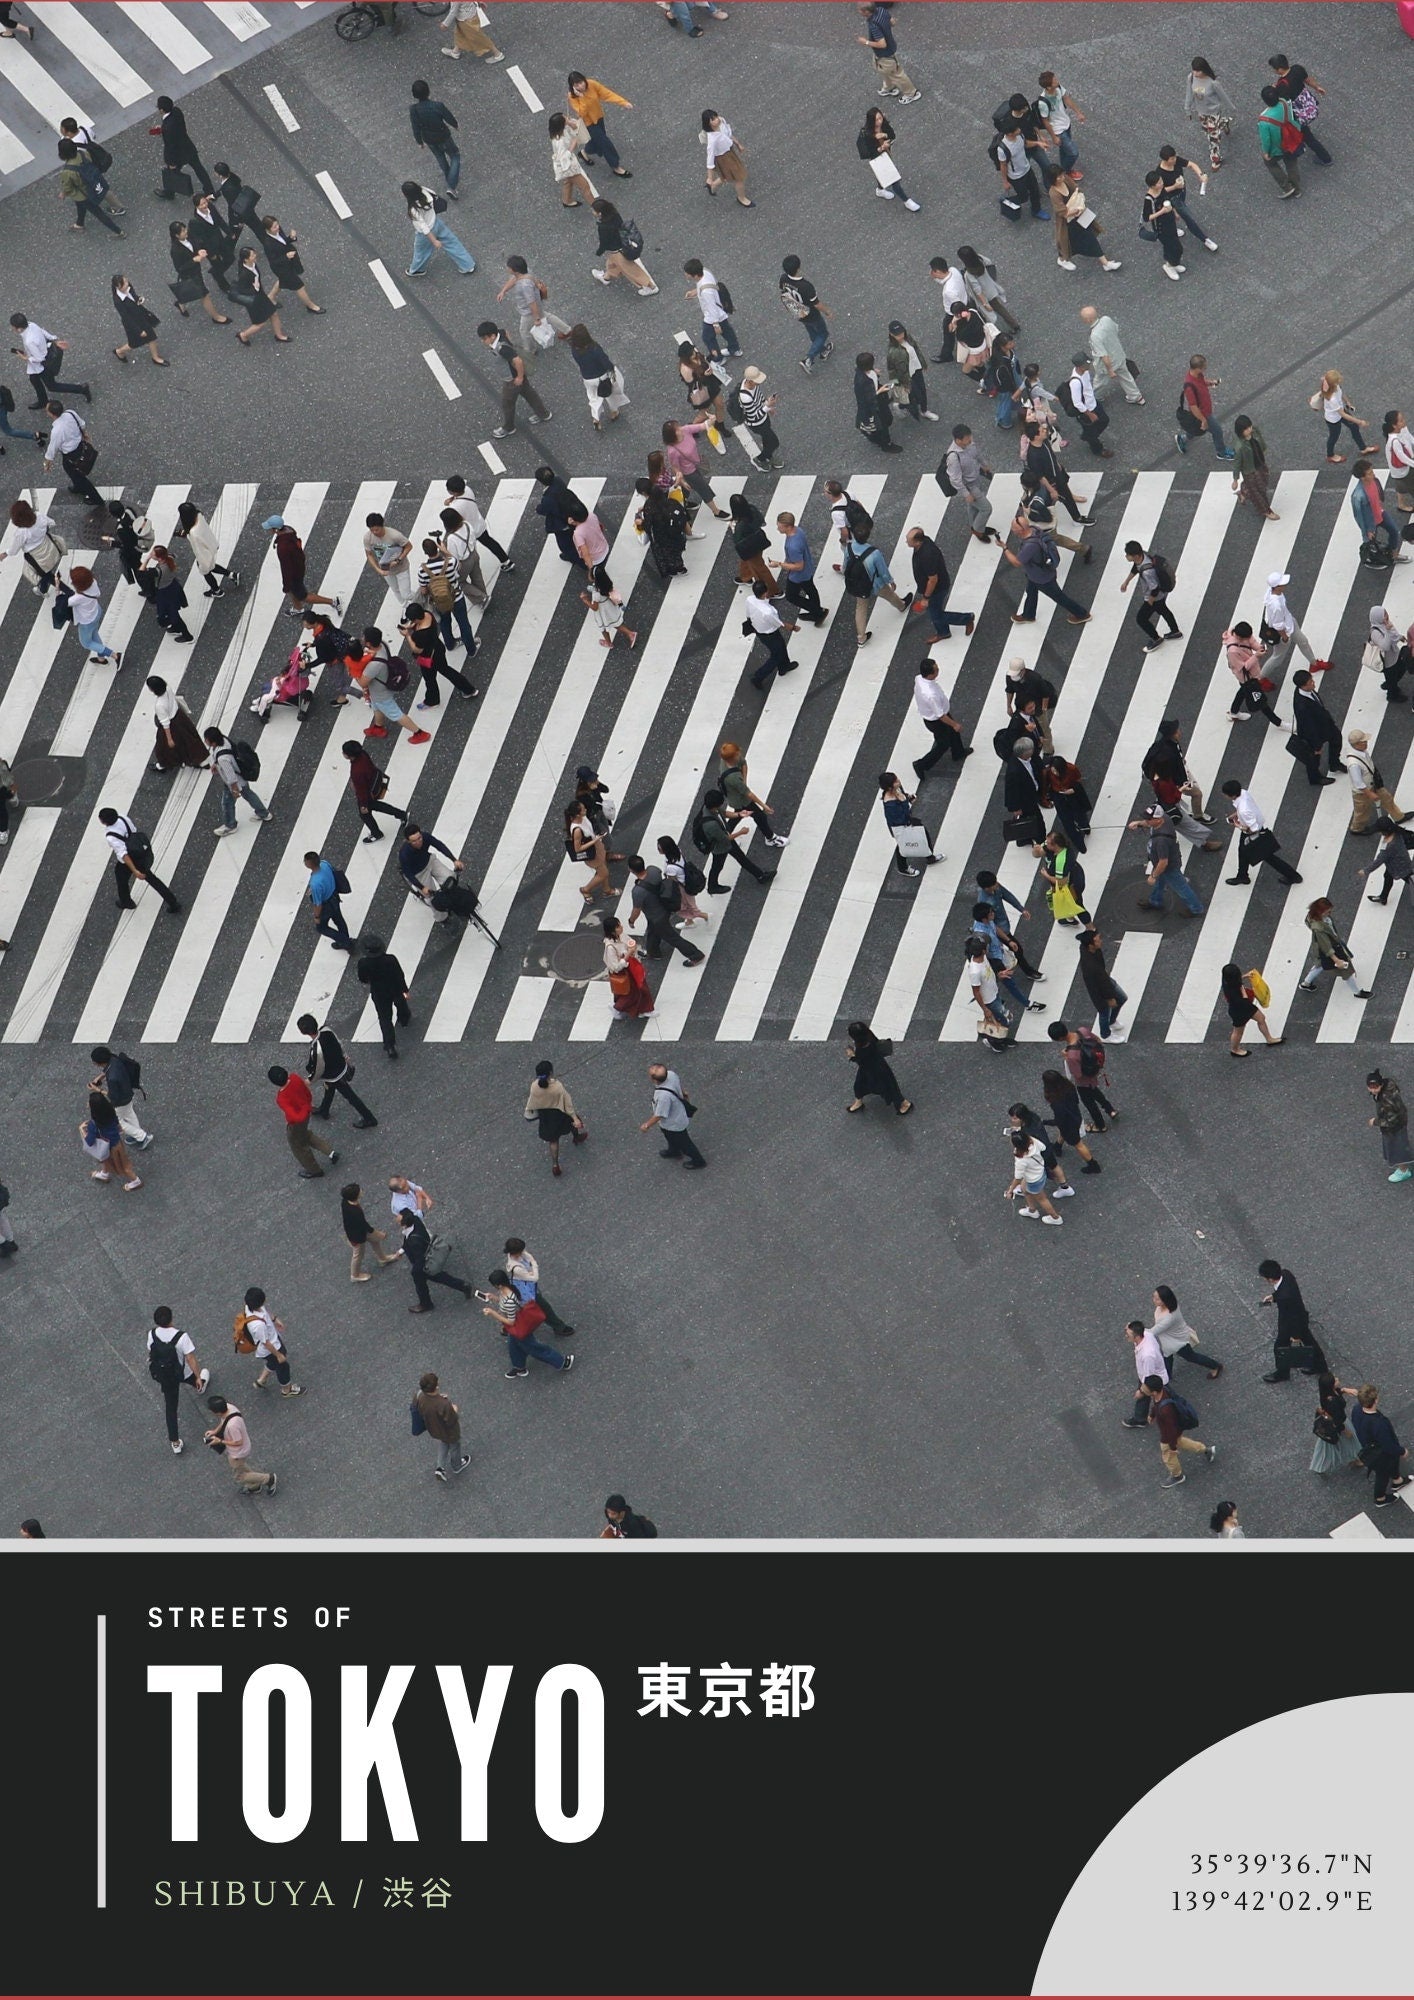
[161,165,194,198]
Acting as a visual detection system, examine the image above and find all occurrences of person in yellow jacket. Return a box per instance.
[567,71,634,177]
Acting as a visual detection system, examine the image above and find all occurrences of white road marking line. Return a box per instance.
[202,0,270,42]
[263,83,299,132]
[25,1,147,105]
[367,259,404,308]
[1093,931,1162,1041]
[422,349,460,400]
[0,32,89,129]
[315,169,351,220]
[505,64,542,113]
[1329,1512,1384,1541]
[478,442,506,475]
[115,0,212,72]
[0,113,34,174]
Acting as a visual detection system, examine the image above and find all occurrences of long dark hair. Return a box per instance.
[1041,1068,1075,1106]
[1220,962,1245,1004]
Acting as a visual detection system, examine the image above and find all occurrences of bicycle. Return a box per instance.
[334,1,444,43]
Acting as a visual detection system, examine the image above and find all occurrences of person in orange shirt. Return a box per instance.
[566,71,634,177]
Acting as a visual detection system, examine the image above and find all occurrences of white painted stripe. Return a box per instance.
[478,441,506,476]
[73,484,330,1048]
[1329,1512,1384,1542]
[1011,474,1232,1042]
[203,0,270,41]
[1163,474,1318,1041]
[0,545,93,767]
[351,484,603,1043]
[0,33,89,129]
[495,484,746,1042]
[367,259,404,309]
[315,169,351,220]
[116,0,212,71]
[211,482,424,1043]
[427,495,649,1041]
[0,112,35,174]
[263,82,299,132]
[505,64,542,113]
[1094,930,1162,1038]
[7,491,268,1048]
[26,2,147,104]
[422,349,461,401]
[284,481,533,1039]
[1168,482,1364,1043]
[142,487,382,1043]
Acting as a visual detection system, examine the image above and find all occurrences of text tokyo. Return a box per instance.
[147,1663,604,1843]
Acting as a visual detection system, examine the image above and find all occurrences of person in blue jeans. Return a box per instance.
[305,852,353,951]
[400,180,475,278]
[0,385,40,443]
[1154,148,1218,252]
[989,332,1020,429]
[660,1,729,37]
[1003,515,1091,625]
[1134,807,1204,915]
[482,1273,575,1378]
[408,80,461,195]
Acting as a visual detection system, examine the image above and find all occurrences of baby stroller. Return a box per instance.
[250,643,315,721]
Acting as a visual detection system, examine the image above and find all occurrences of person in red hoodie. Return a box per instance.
[262,514,342,622]
[342,740,408,845]
[268,1065,339,1180]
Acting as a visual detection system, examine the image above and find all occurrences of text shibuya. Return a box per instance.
[147,1662,604,1842]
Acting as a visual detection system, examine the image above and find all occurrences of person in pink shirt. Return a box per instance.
[662,418,728,522]
[567,498,613,590]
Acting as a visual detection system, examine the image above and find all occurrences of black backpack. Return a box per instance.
[716,279,735,315]
[655,874,682,915]
[936,453,959,498]
[122,820,155,873]
[1150,552,1177,595]
[681,858,706,895]
[332,866,352,896]
[148,1329,184,1387]
[118,1051,144,1096]
[232,739,261,782]
[725,384,746,425]
[1164,1389,1200,1432]
[690,810,712,856]
[843,547,875,598]
[1075,1030,1105,1079]
[843,496,873,540]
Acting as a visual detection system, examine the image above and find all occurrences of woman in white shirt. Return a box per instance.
[700,109,753,207]
[400,179,476,278]
[1383,408,1414,517]
[0,498,63,593]
[1312,369,1369,463]
[65,564,120,667]
[548,112,593,208]
[656,835,706,925]
[1209,1500,1245,1538]
[147,673,208,771]
[601,915,654,1018]
[174,499,238,599]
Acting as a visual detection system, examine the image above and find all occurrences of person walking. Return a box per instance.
[1121,1319,1168,1428]
[1004,510,1091,626]
[444,472,515,572]
[297,1015,377,1125]
[98,499,154,600]
[414,1371,472,1479]
[110,278,166,367]
[886,321,934,422]
[478,320,551,438]
[1155,144,1218,250]
[844,1020,911,1115]
[341,1181,402,1280]
[525,1060,585,1177]
[1312,369,1368,462]
[1144,1376,1217,1489]
[146,1307,210,1454]
[90,1045,151,1152]
[1360,816,1414,909]
[1310,1374,1362,1475]
[1290,670,1347,785]
[600,1494,657,1537]
[1232,416,1278,520]
[1041,1068,1102,1170]
[857,1,920,102]
[361,511,415,606]
[1132,805,1204,916]
[1184,55,1236,169]
[64,563,119,661]
[44,402,102,508]
[1221,963,1284,1057]
[1222,622,1281,726]
[173,499,237,598]
[1062,354,1114,458]
[351,635,431,746]
[1140,717,1216,841]
[566,324,628,432]
[205,728,272,833]
[9,311,90,408]
[942,424,1001,543]
[957,244,1021,336]
[700,107,752,206]
[264,515,341,620]
[441,0,503,60]
[81,1089,141,1190]
[1175,355,1234,459]
[1,499,63,592]
[187,191,237,291]
[203,1395,276,1496]
[603,915,655,1019]
[1078,926,1126,1039]
[736,365,783,467]
[853,349,899,454]
[356,936,413,1056]
[907,527,973,645]
[641,1062,707,1165]
[845,524,912,648]
[770,510,825,624]
[879,770,937,879]
[1022,417,1087,524]
[498,253,573,356]
[696,788,773,894]
[99,807,180,914]
[141,546,193,643]
[268,1066,338,1180]
[1350,1386,1411,1506]
[567,70,634,176]
[1047,1019,1115,1130]
[409,550,482,666]
[231,246,290,347]
[656,834,707,927]
[1049,180,1121,273]
[1005,1131,1063,1221]
[593,200,656,294]
[240,1288,304,1399]
[910,658,971,780]
[563,799,612,903]
[636,477,689,581]
[719,741,788,850]
[402,1207,474,1314]
[1268,51,1332,161]
[482,1270,575,1374]
[1349,457,1407,567]
[858,105,921,210]
[1297,899,1370,999]
[401,180,475,278]
[1221,777,1303,887]
[1383,410,1414,519]
[1365,1069,1413,1183]
[1078,304,1142,406]
[989,113,1049,221]
[153,95,214,198]
[1140,168,1186,279]
[1364,607,1412,705]
[1149,1284,1223,1378]
[629,854,705,967]
[1346,731,1405,834]
[548,109,594,208]
[779,254,833,372]
[147,676,205,774]
[1257,85,1302,198]
[260,214,323,314]
[409,78,461,196]
[1121,540,1181,652]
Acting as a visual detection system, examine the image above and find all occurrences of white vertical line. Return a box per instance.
[422,350,461,401]
[426,498,648,1041]
[495,483,746,1042]
[367,260,405,309]
[203,0,270,41]
[315,170,351,221]
[117,0,213,71]
[478,442,506,476]
[1168,480,1362,1042]
[0,545,97,766]
[1096,930,1162,1036]
[0,34,89,131]
[24,2,148,104]
[0,114,34,174]
[263,83,300,133]
[350,484,602,1042]
[505,65,543,113]
[96,1614,107,1909]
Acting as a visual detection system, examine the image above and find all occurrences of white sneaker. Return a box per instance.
[875,188,896,200]
[1163,264,1182,280]
[1017,1205,1039,1220]
[171,1438,184,1454]
[1227,711,1252,723]
[922,408,940,420]
[1101,258,1122,270]
[902,865,921,876]
[766,833,791,846]
[1052,1185,1076,1199]
[903,198,921,211]
[1042,1213,1064,1225]
[1176,226,1186,237]
[1056,258,1076,271]
[592,268,611,285]
[213,824,234,836]
[0,832,7,846]
[897,91,922,105]
[636,283,660,297]
[1204,238,1219,251]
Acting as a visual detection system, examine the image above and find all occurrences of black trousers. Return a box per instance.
[33,364,88,407]
[115,858,179,911]
[316,1071,376,1122]
[1229,680,1282,725]
[317,898,353,947]
[1136,594,1181,642]
[357,798,409,839]
[708,841,767,888]
[750,626,794,688]
[643,916,703,964]
[477,528,511,565]
[412,1266,471,1310]
[1003,167,1043,216]
[1293,729,1344,784]
[662,1125,706,1167]
[535,1288,572,1333]
[170,146,214,197]
[418,656,477,705]
[371,988,412,1051]
[1366,1447,1400,1503]
[1077,405,1111,457]
[62,450,103,507]
[749,419,780,462]
[1168,1339,1224,1373]
[915,716,968,774]
[1078,1083,1114,1127]
[1235,830,1301,885]
[1050,474,1084,523]
[158,1379,181,1443]
[783,575,824,622]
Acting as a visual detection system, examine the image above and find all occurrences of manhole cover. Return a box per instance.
[549,930,607,984]
[9,756,66,805]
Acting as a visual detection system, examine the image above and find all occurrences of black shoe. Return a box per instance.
[1261,1371,1289,1384]
[659,1148,675,1158]
[1081,1159,1103,1173]
[757,872,776,886]
[327,1150,339,1164]
[1120,1418,1147,1429]
[296,1168,323,1179]
[352,1117,378,1129]
[409,1304,433,1314]
[1225,876,1251,887]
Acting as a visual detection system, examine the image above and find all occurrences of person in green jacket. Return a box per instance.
[57,138,124,235]
[1257,86,1301,198]
[1232,416,1278,520]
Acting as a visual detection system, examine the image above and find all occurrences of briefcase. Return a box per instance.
[1002,809,1044,847]
[161,165,194,198]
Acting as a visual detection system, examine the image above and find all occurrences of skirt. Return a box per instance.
[853,1054,902,1107]
[536,1107,576,1143]
[1067,219,1104,259]
[610,957,654,1018]
[153,704,207,770]
[1381,1126,1414,1166]
[453,14,495,53]
[1310,1426,1362,1474]
[243,290,276,326]
[713,146,746,186]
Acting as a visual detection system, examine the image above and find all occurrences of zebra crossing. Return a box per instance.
[0,466,1411,1050]
[0,0,324,188]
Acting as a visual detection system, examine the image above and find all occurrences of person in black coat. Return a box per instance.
[845,1019,911,1116]
[1002,735,1047,835]
[1022,419,1086,522]
[260,216,323,314]
[110,277,167,367]
[853,351,899,453]
[101,499,157,600]
[1258,1260,1328,1383]
[168,219,230,324]
[401,1207,473,1314]
[533,466,582,563]
[141,546,193,642]
[153,96,214,198]
[1290,670,1348,786]
[1078,926,1126,1038]
[356,935,413,1056]
[212,162,261,239]
[187,194,237,291]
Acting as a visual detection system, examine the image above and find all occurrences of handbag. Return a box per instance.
[1246,968,1272,1008]
[735,526,770,560]
[1048,882,1084,922]
[423,1232,453,1277]
[620,218,644,259]
[978,1016,1011,1043]
[68,437,98,474]
[869,153,902,190]
[81,1130,111,1161]
[1002,809,1044,847]
[228,286,257,309]
[409,1397,427,1438]
[1362,638,1388,673]
[892,822,931,859]
[169,276,209,304]
[529,318,557,351]
[608,968,632,997]
[51,585,74,629]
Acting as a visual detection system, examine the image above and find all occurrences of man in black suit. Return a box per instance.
[1258,1260,1328,1382]
[1003,734,1046,842]
[154,96,214,199]
[1290,670,1347,787]
[533,466,583,565]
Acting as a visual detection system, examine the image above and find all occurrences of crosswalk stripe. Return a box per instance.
[1012,472,1233,1042]
[115,0,213,73]
[351,483,605,1044]
[1100,930,1162,1036]
[26,1,149,106]
[0,112,35,172]
[426,493,652,1042]
[1169,476,1363,1042]
[202,1,270,42]
[72,484,329,1047]
[495,485,746,1042]
[284,481,532,1040]
[0,29,89,131]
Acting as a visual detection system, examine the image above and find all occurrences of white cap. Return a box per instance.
[1267,571,1291,588]
[1006,655,1028,676]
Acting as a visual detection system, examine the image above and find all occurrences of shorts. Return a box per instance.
[370,692,403,723]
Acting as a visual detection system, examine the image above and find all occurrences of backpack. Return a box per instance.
[118,1051,144,1096]
[425,567,456,613]
[1075,1029,1105,1079]
[620,217,644,259]
[936,455,958,498]
[232,739,261,782]
[654,874,682,915]
[1025,532,1058,576]
[1164,1389,1201,1432]
[843,547,876,598]
[122,820,155,873]
[148,1329,184,1386]
[233,1310,258,1355]
[681,858,706,895]
[716,279,735,315]
[332,866,352,896]
[385,652,411,691]
[1149,552,1176,595]
[83,133,114,173]
[1175,399,1204,438]
[843,496,874,540]
[409,1396,427,1438]
[690,809,712,856]
[1359,538,1395,572]
[725,384,746,425]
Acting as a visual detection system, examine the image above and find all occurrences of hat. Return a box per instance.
[1071,352,1090,370]
[1267,571,1290,588]
[1006,659,1028,679]
[1348,730,1369,748]
[742,364,766,385]
[1141,805,1165,822]
[887,320,906,335]
[575,765,597,781]
[261,515,287,531]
